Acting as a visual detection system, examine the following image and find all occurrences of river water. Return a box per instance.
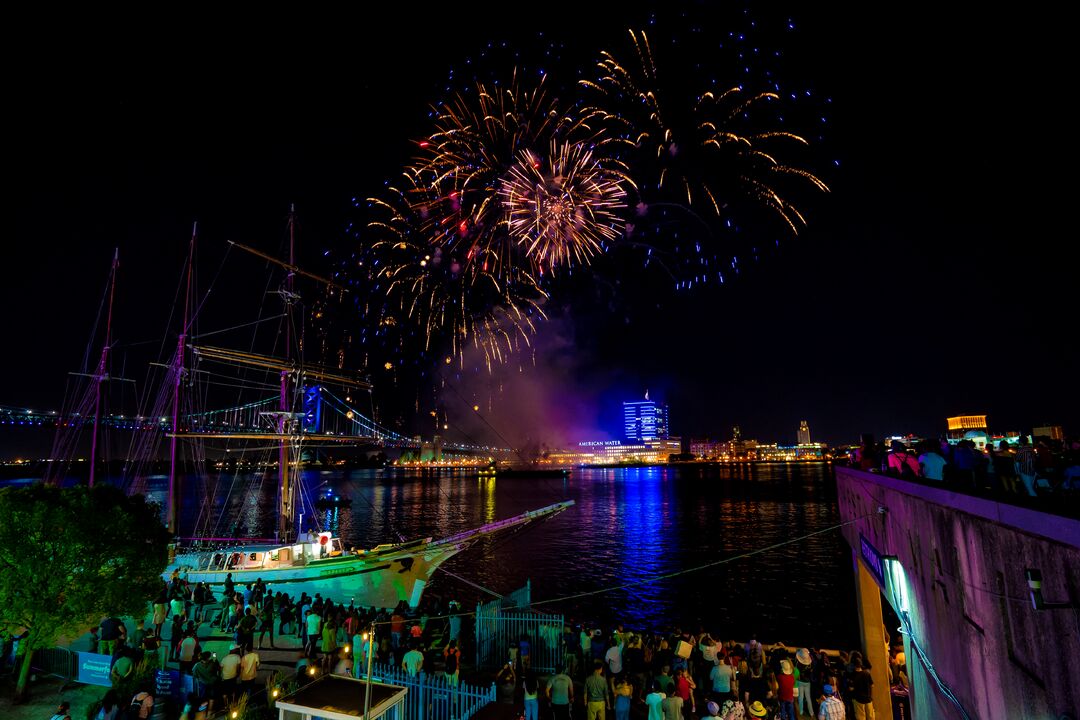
[4,461,858,648]
[164,461,859,649]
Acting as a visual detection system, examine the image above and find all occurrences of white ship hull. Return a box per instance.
[164,500,573,609]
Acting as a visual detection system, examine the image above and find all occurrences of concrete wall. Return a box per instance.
[835,467,1080,720]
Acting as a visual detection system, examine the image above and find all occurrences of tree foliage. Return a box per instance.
[0,484,170,698]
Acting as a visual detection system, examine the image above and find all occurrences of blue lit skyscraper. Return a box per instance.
[623,395,669,442]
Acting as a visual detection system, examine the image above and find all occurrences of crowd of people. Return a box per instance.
[849,432,1080,498]
[69,559,915,720]
[491,622,907,720]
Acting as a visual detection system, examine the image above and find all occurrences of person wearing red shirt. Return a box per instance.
[673,667,696,717]
[777,658,797,720]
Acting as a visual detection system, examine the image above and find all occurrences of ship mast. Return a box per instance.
[278,205,298,544]
[167,224,196,536]
[88,248,119,488]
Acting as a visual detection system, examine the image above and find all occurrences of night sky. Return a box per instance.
[4,5,1076,452]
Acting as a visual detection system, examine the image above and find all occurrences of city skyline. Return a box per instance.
[4,4,1076,451]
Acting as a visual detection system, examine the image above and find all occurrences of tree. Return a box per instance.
[0,484,170,702]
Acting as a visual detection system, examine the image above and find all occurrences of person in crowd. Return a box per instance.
[585,659,611,720]
[99,616,125,657]
[645,680,667,720]
[989,440,1018,492]
[218,645,241,706]
[239,643,260,696]
[402,640,425,676]
[320,615,338,670]
[303,605,322,657]
[177,629,200,675]
[661,685,684,720]
[854,434,881,472]
[605,632,624,694]
[236,606,257,650]
[50,700,73,720]
[547,663,575,720]
[719,697,745,720]
[614,672,633,720]
[128,686,155,720]
[523,669,541,720]
[777,657,797,720]
[495,658,516,704]
[849,657,874,720]
[257,597,275,649]
[443,638,461,686]
[950,439,981,488]
[192,651,219,715]
[563,623,581,679]
[109,647,134,685]
[178,692,209,720]
[674,665,697,717]
[795,647,814,720]
[95,689,120,720]
[332,647,353,676]
[1015,435,1039,496]
[710,650,737,702]
[519,632,532,672]
[885,440,920,478]
[152,585,169,639]
[817,684,845,719]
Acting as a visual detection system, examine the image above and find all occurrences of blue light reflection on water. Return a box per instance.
[10,462,858,647]
[230,463,856,647]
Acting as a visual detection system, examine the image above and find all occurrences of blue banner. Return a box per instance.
[75,652,112,687]
[859,533,886,589]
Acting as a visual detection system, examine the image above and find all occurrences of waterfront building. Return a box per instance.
[623,397,669,442]
[1032,424,1064,441]
[546,438,683,465]
[797,420,811,445]
[946,414,987,440]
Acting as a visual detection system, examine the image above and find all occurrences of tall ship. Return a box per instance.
[44,207,574,608]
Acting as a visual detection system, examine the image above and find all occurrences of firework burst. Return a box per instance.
[365,70,627,369]
[500,140,629,269]
[581,27,829,286]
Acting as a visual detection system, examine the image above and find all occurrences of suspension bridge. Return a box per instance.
[0,388,512,457]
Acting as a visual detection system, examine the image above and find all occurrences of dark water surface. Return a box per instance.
[181,462,858,649]
[7,462,859,648]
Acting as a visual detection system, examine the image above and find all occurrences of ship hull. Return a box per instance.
[165,541,465,609]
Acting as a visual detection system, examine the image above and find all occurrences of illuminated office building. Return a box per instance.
[798,420,811,445]
[623,398,669,442]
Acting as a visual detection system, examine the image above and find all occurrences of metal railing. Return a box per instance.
[30,647,74,681]
[475,582,565,674]
[366,662,496,720]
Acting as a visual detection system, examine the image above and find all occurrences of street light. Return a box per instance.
[364,624,376,719]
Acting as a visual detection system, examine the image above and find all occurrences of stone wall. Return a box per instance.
[835,466,1079,720]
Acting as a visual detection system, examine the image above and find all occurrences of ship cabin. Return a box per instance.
[188,532,346,572]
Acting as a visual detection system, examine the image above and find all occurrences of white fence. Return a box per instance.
[475,581,565,674]
[366,662,496,720]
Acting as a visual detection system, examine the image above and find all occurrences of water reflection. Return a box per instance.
[159,463,856,647]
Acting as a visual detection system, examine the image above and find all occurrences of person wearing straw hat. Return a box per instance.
[777,658,797,720]
[747,700,768,718]
[816,684,845,720]
[795,648,813,720]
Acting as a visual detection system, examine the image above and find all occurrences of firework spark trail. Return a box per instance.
[580,27,830,286]
[364,70,628,370]
[500,140,629,269]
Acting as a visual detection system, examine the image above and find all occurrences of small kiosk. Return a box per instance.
[274,675,407,720]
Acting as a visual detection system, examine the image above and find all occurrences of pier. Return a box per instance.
[836,466,1080,719]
